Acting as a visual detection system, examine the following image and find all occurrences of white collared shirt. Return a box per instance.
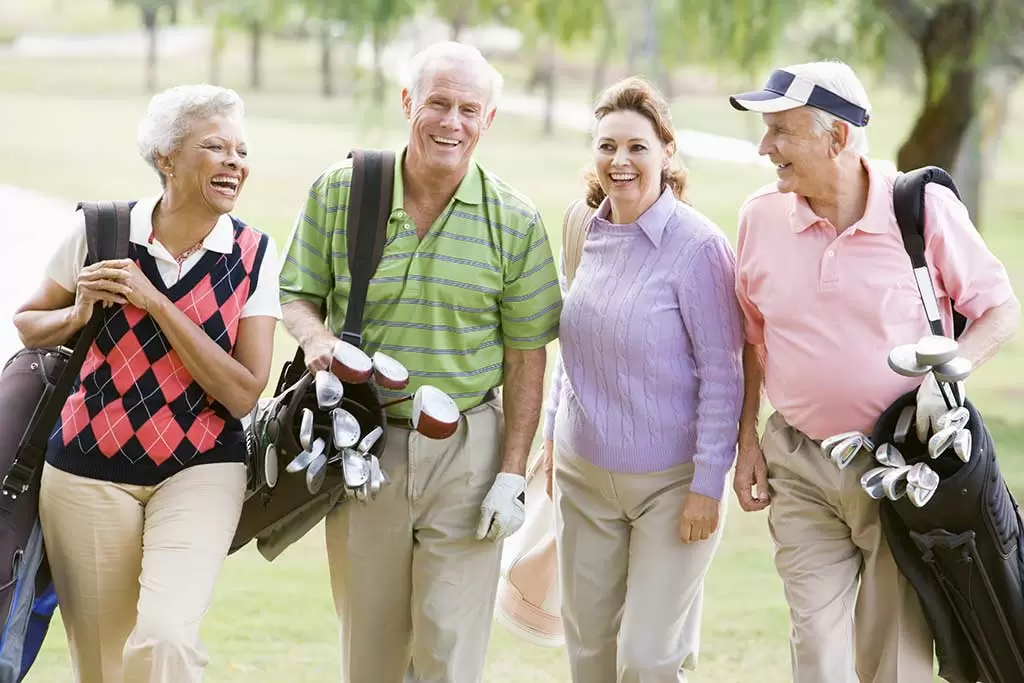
[45,196,282,319]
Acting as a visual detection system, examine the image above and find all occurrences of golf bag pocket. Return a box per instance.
[912,529,1024,682]
[0,520,55,683]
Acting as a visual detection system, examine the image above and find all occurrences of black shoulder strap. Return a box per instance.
[342,149,395,347]
[2,201,132,499]
[276,150,395,392]
[893,166,968,339]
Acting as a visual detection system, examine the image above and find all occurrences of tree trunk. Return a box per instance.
[590,0,614,103]
[250,19,263,91]
[952,65,1021,227]
[142,6,158,92]
[896,0,984,172]
[209,18,225,85]
[168,0,179,25]
[449,1,471,41]
[320,23,334,98]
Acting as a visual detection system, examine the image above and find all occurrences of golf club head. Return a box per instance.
[357,425,384,454]
[821,431,864,458]
[299,408,314,452]
[306,452,327,494]
[915,335,958,366]
[907,482,935,508]
[315,370,344,410]
[342,449,369,488]
[936,406,969,432]
[355,482,369,503]
[882,466,912,501]
[888,344,932,378]
[953,428,972,463]
[907,461,940,491]
[928,426,957,459]
[933,356,973,384]
[264,443,278,489]
[331,408,361,450]
[832,435,865,470]
[285,449,315,474]
[860,466,892,500]
[894,405,915,445]
[369,455,383,497]
[875,442,906,468]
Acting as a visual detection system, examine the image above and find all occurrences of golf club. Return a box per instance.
[860,466,892,500]
[882,466,912,500]
[875,442,906,468]
[286,435,326,474]
[357,425,384,454]
[907,482,935,508]
[331,408,361,449]
[933,356,972,407]
[928,426,957,459]
[953,428,972,463]
[915,335,958,366]
[937,406,969,432]
[299,408,314,451]
[315,370,344,410]
[894,405,915,444]
[832,435,866,470]
[907,461,940,491]
[888,344,932,377]
[306,452,327,494]
[342,449,369,488]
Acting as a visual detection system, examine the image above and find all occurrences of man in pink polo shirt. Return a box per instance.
[727,61,1021,682]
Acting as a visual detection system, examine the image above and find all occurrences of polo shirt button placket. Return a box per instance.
[820,223,841,289]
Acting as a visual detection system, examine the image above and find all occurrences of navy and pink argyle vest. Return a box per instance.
[47,212,269,486]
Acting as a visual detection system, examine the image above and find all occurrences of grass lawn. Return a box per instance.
[1,10,1023,682]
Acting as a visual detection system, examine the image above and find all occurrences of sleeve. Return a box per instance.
[678,235,745,501]
[499,211,562,350]
[923,185,1015,321]
[734,208,766,345]
[241,235,283,319]
[542,249,570,441]
[278,174,335,308]
[43,209,89,293]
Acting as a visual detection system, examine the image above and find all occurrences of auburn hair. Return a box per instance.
[583,76,688,209]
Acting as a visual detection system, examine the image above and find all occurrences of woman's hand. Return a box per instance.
[73,261,129,323]
[77,259,164,314]
[678,491,721,544]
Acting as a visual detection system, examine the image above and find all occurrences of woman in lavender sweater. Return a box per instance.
[541,77,744,682]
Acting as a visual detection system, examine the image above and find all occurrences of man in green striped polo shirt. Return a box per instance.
[279,41,561,683]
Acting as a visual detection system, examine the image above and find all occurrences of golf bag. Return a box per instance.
[0,201,131,682]
[875,166,1024,683]
[229,149,395,561]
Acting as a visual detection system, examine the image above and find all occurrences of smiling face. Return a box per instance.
[158,113,248,216]
[402,60,495,180]
[758,108,836,198]
[594,109,671,221]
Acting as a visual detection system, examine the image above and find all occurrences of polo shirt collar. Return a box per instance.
[130,195,235,254]
[391,148,484,213]
[788,158,890,234]
[594,187,675,247]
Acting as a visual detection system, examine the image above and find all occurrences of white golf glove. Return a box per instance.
[915,373,948,443]
[476,472,526,542]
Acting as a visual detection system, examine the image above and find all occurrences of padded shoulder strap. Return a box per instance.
[893,166,966,338]
[561,199,596,288]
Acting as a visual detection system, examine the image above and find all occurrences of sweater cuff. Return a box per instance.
[690,459,730,501]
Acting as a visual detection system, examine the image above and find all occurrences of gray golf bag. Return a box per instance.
[874,166,1024,683]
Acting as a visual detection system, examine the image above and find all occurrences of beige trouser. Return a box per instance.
[762,411,934,683]
[553,444,725,683]
[38,462,247,683]
[325,398,505,683]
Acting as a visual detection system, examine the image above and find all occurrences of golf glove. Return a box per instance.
[915,373,948,444]
[476,472,526,542]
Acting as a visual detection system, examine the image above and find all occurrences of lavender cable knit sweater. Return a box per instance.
[543,189,744,500]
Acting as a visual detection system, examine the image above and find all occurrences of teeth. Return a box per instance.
[610,173,637,181]
[431,136,459,146]
[212,176,239,187]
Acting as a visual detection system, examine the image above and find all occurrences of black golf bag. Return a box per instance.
[875,166,1024,683]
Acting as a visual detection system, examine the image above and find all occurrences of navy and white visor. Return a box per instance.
[729,69,870,127]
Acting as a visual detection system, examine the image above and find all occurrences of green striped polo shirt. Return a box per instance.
[279,150,562,418]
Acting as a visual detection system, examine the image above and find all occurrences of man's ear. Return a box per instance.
[483,106,497,130]
[401,88,413,119]
[831,120,850,156]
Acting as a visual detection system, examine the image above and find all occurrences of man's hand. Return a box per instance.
[302,335,337,373]
[476,472,526,542]
[679,491,721,543]
[915,373,949,443]
[542,440,554,499]
[732,438,771,512]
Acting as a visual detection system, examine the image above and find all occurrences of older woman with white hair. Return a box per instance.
[13,84,281,682]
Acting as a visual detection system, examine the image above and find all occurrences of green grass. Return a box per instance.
[1,13,1023,683]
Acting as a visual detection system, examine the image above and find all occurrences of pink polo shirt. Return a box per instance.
[736,159,1014,440]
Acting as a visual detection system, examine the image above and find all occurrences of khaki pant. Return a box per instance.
[38,461,246,683]
[762,412,934,683]
[325,399,504,683]
[553,444,724,683]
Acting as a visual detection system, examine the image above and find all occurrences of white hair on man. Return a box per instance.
[404,41,504,114]
[136,84,245,184]
[783,60,872,155]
